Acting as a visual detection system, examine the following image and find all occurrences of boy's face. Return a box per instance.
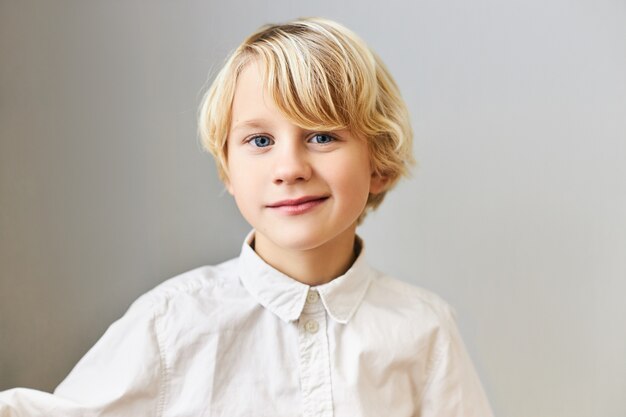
[225,61,386,254]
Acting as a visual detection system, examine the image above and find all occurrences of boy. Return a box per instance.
[0,17,493,416]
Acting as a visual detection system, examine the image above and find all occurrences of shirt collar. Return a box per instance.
[237,230,374,324]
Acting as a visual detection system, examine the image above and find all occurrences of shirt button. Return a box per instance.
[306,291,319,304]
[305,319,319,334]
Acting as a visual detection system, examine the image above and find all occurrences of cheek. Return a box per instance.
[228,173,257,201]
[229,179,259,227]
[226,153,255,194]
[226,159,266,215]
[325,158,371,204]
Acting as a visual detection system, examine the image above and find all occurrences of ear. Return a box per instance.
[369,172,389,195]
[222,164,234,195]
[225,180,234,196]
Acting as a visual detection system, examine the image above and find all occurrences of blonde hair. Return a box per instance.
[198,17,414,222]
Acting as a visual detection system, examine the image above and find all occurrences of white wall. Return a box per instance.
[1,1,624,416]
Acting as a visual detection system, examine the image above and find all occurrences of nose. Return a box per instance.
[272,142,312,185]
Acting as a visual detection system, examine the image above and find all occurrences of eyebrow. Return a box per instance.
[230,119,271,133]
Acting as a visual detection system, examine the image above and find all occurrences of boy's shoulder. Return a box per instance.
[155,257,239,294]
[366,268,458,327]
[127,257,244,314]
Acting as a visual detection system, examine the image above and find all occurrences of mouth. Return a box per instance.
[266,195,329,215]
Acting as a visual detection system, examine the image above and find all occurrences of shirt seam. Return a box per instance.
[414,304,457,410]
[415,336,450,409]
[152,295,170,417]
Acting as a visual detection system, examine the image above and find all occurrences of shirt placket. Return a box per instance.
[298,289,333,417]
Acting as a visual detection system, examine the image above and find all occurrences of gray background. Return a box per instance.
[1,1,625,416]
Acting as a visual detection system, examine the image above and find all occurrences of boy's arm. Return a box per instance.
[418,306,494,417]
[0,292,166,417]
[0,388,96,417]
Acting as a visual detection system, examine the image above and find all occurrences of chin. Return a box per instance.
[259,226,334,252]
[275,232,329,252]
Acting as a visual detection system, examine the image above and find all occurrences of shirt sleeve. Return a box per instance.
[418,306,494,417]
[0,292,166,417]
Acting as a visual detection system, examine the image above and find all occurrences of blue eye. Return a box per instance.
[250,136,273,147]
[310,134,335,144]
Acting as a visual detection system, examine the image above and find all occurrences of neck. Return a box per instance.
[253,226,358,286]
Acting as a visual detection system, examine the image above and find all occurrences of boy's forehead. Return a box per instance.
[230,62,279,132]
[233,61,266,102]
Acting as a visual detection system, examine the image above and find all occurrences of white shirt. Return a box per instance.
[0,231,494,417]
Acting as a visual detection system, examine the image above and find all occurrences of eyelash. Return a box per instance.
[245,133,337,148]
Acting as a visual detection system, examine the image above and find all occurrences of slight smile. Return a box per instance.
[266,195,329,215]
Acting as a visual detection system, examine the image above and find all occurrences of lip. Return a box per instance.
[266,195,329,215]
